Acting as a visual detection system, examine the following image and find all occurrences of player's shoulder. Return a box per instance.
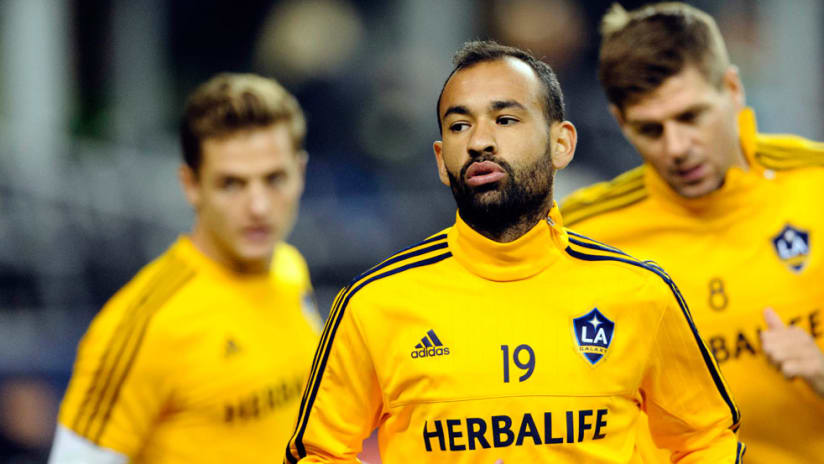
[271,241,311,287]
[562,229,677,296]
[77,244,198,353]
[90,245,197,327]
[754,132,824,172]
[560,165,649,227]
[337,230,453,302]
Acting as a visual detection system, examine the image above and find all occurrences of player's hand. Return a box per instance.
[761,307,824,397]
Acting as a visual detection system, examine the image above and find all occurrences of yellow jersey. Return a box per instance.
[57,237,320,463]
[285,206,743,463]
[561,108,824,463]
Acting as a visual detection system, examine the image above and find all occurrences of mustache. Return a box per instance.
[459,155,515,181]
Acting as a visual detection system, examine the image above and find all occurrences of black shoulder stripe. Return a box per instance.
[736,442,746,463]
[564,189,647,227]
[287,251,452,462]
[567,232,631,258]
[564,245,740,428]
[74,256,194,442]
[352,237,448,287]
[286,235,449,463]
[72,255,182,433]
[563,179,644,215]
[294,238,449,418]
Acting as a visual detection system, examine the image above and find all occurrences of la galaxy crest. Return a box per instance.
[572,308,614,365]
[771,224,810,273]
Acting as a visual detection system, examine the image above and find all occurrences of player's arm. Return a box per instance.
[641,279,744,463]
[762,307,824,397]
[285,289,384,464]
[50,296,175,462]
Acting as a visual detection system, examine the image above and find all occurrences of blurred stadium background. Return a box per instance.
[0,0,820,460]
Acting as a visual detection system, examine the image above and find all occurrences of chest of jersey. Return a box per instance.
[163,284,316,424]
[136,280,318,464]
[354,260,663,461]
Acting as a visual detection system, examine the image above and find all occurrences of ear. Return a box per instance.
[432,140,450,187]
[179,164,201,210]
[722,65,746,108]
[296,150,309,176]
[549,120,577,170]
[295,149,309,194]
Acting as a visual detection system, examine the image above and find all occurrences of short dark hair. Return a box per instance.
[598,2,730,110]
[436,40,566,133]
[180,73,306,173]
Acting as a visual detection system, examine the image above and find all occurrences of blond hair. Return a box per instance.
[180,73,306,172]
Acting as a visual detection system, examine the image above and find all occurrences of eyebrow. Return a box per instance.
[490,100,526,112]
[442,105,470,121]
[441,100,527,121]
[626,102,712,125]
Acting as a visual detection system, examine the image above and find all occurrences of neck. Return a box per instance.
[189,222,270,275]
[461,198,553,243]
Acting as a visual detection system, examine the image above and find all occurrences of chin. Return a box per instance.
[236,243,276,264]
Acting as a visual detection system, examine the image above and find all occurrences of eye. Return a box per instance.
[449,121,470,133]
[497,116,519,126]
[637,123,663,138]
[219,177,243,190]
[266,172,287,186]
[678,111,698,124]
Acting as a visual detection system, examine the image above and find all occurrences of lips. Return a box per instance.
[465,161,506,187]
[676,163,707,183]
[243,225,273,242]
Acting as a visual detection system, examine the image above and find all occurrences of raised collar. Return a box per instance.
[447,203,569,282]
[171,235,272,283]
[644,107,767,221]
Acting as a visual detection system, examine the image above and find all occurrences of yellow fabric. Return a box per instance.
[561,109,824,463]
[285,205,742,463]
[58,237,320,463]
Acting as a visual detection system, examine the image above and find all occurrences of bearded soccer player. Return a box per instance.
[49,73,321,463]
[285,41,742,464]
[561,3,824,463]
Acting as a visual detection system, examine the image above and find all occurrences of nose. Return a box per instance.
[661,121,691,162]
[248,182,272,217]
[467,120,497,158]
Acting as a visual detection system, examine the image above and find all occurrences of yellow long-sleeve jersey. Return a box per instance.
[285,206,743,463]
[561,108,824,463]
[57,237,320,463]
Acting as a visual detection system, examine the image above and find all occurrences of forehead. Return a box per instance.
[440,57,543,116]
[200,124,297,174]
[623,66,720,123]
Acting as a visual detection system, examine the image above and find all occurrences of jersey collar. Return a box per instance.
[447,202,568,281]
[173,235,272,283]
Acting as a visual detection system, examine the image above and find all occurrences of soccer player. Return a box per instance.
[285,41,743,463]
[561,3,824,463]
[49,73,321,463]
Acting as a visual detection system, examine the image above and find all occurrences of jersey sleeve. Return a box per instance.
[56,285,177,458]
[641,278,744,463]
[285,289,384,463]
[48,424,128,464]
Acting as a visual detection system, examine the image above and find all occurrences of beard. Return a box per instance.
[447,148,554,240]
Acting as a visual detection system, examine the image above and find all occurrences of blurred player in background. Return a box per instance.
[562,3,824,462]
[285,40,743,463]
[49,73,321,463]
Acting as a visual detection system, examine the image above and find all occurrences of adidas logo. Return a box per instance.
[410,329,450,359]
[225,338,242,357]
